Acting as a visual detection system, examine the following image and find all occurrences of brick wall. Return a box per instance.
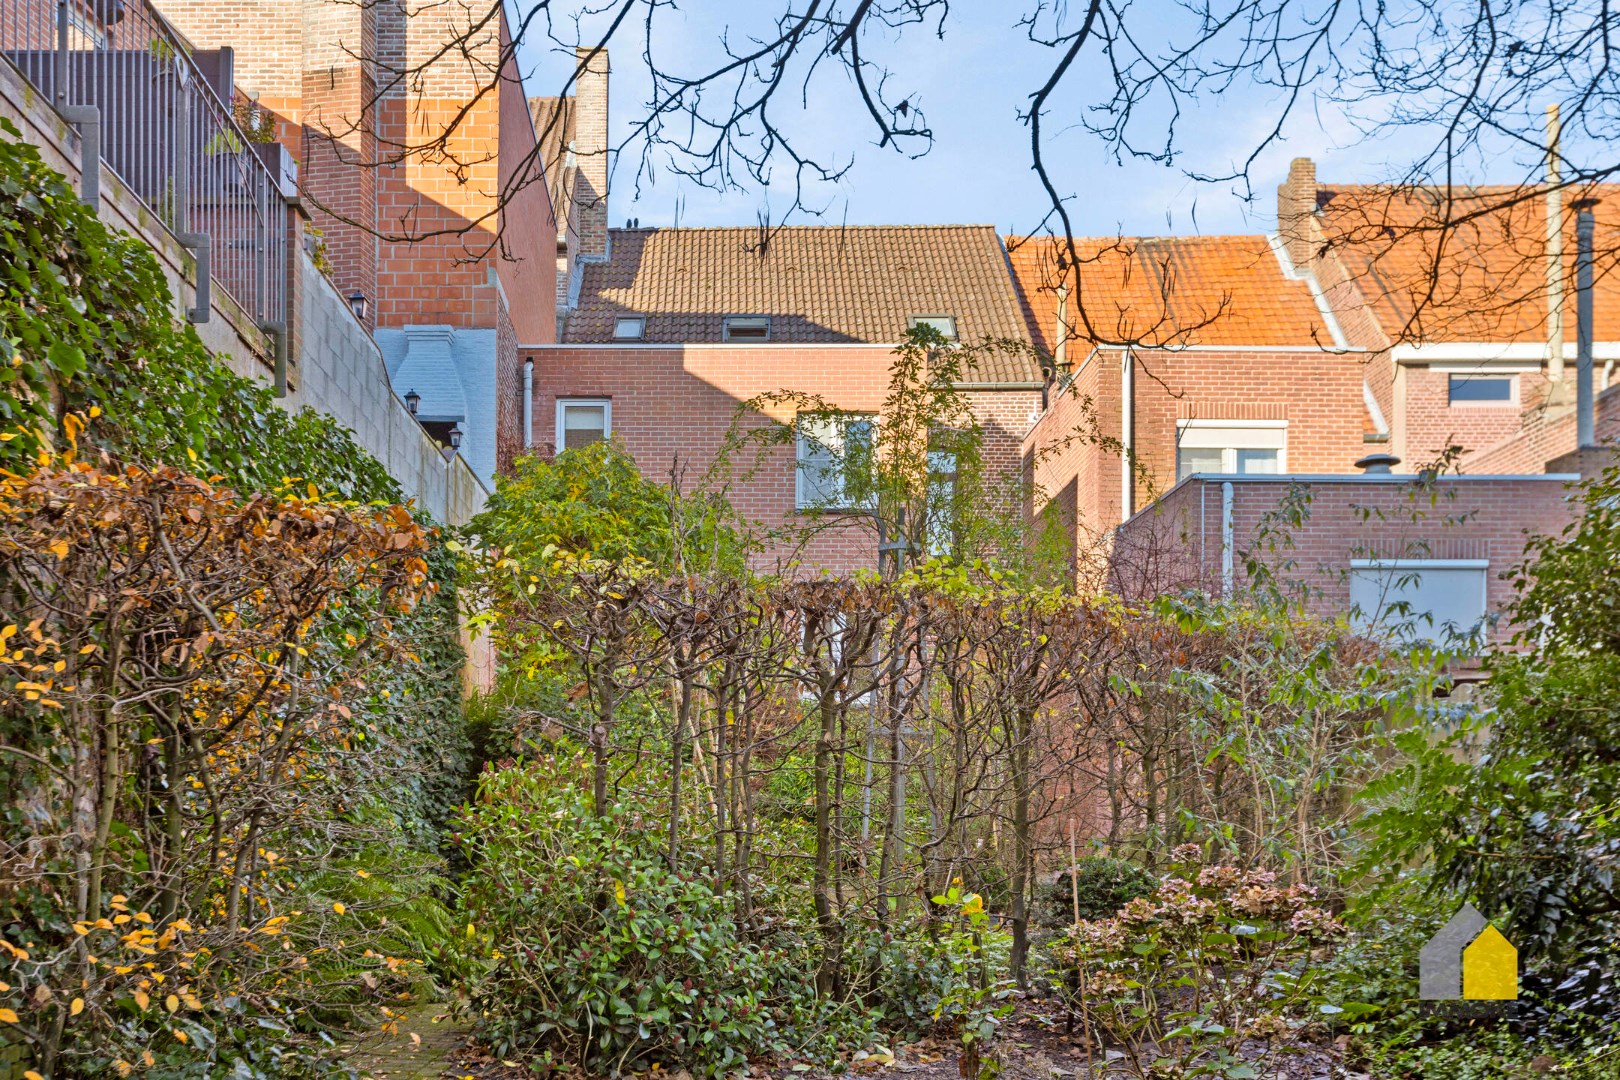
[1468,379,1620,474]
[1395,364,1556,466]
[531,344,1039,575]
[1112,474,1577,639]
[497,20,557,347]
[571,47,609,262]
[1026,344,1372,578]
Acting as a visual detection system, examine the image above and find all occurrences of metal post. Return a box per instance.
[54,0,68,112]
[173,69,211,323]
[1220,481,1234,598]
[1574,199,1598,448]
[1547,104,1565,387]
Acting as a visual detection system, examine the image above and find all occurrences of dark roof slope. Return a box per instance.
[527,95,575,249]
[562,224,1040,382]
[1007,235,1338,351]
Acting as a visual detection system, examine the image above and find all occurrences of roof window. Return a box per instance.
[723,315,771,342]
[613,316,646,340]
[909,315,958,341]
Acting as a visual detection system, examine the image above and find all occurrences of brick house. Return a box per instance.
[1277,158,1620,473]
[527,224,1045,574]
[152,0,558,486]
[1009,234,1377,551]
[1105,164,1620,642]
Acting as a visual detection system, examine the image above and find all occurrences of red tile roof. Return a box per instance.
[1006,235,1338,353]
[563,225,1041,382]
[1313,183,1620,344]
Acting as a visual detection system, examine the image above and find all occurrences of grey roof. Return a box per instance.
[377,325,500,486]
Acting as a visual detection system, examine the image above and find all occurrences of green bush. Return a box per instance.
[456,760,801,1076]
[1035,855,1158,928]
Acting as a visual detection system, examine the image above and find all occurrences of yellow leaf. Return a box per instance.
[133,991,150,1010]
[70,997,84,1016]
[165,994,179,1013]
[88,405,101,418]
[0,1008,18,1023]
[25,1071,44,1080]
[307,482,319,501]
[332,903,347,916]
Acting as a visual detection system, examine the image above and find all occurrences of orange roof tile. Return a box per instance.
[1006,235,1338,353]
[563,225,1040,382]
[1313,183,1620,344]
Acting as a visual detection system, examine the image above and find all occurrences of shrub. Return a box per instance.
[1050,845,1355,1080]
[456,760,799,1076]
[1035,855,1158,928]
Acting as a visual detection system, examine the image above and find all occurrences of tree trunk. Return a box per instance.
[1009,705,1033,988]
[812,687,841,996]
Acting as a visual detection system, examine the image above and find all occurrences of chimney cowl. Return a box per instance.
[1354,453,1401,474]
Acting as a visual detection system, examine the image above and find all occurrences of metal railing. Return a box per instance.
[2,0,289,332]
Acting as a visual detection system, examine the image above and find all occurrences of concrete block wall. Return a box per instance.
[293,252,489,526]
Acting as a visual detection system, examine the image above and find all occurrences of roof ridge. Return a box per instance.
[606,223,1004,233]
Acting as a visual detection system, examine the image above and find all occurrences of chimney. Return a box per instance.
[573,46,610,261]
[1354,452,1401,475]
[1547,104,1566,386]
[1277,157,1318,271]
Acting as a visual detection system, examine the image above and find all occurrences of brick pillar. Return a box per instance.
[573,46,609,260]
[301,0,379,329]
[1277,156,1317,271]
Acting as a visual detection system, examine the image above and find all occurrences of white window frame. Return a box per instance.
[795,412,876,511]
[1174,419,1288,479]
[613,315,646,340]
[723,315,772,342]
[555,398,612,454]
[1349,558,1490,643]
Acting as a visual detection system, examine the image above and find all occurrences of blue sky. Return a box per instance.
[514,1,1559,238]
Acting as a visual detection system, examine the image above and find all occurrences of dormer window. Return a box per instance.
[909,315,958,341]
[614,316,646,340]
[723,315,771,342]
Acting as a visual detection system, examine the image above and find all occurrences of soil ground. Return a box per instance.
[430,999,1360,1080]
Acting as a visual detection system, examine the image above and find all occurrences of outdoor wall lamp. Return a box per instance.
[448,424,463,452]
[404,388,420,416]
[348,291,369,321]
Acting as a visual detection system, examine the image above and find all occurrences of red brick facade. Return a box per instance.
[528,344,1041,574]
[1111,474,1578,640]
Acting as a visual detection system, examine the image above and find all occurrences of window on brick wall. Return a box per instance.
[1349,558,1489,644]
[796,412,875,510]
[723,315,771,342]
[1174,420,1287,480]
[1448,373,1515,404]
[557,399,610,453]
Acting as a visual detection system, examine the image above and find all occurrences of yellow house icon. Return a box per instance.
[1461,924,1518,1000]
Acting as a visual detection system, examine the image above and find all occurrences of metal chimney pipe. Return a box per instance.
[1574,199,1598,448]
[1547,105,1565,384]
